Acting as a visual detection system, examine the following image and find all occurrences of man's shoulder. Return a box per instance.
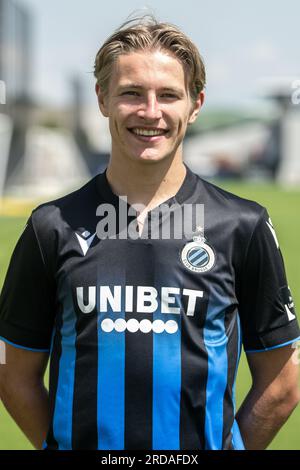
[194,173,266,224]
[31,174,100,232]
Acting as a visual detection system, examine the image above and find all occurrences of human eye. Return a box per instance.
[160,93,179,99]
[121,90,139,96]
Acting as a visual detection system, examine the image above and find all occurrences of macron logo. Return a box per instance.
[285,304,296,321]
[75,230,96,256]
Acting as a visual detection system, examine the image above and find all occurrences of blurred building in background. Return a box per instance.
[184,80,300,185]
[0,0,30,199]
[262,80,300,186]
[184,120,270,180]
[0,0,109,201]
[0,0,30,102]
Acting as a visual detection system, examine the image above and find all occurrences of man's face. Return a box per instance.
[96,50,204,164]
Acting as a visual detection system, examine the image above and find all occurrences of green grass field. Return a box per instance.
[0,181,299,450]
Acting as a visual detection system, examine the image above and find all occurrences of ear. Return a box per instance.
[95,83,109,117]
[188,91,205,125]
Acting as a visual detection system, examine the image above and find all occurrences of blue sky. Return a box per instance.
[22,0,300,108]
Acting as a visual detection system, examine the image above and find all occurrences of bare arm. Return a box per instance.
[0,341,50,449]
[236,344,300,450]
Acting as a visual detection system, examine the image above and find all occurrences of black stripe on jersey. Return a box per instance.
[180,290,209,450]
[124,241,155,450]
[45,308,63,450]
[70,256,100,450]
[222,306,240,450]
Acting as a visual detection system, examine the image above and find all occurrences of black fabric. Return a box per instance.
[237,208,299,351]
[0,218,55,349]
[124,242,154,450]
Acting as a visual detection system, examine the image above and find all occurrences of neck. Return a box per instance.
[106,152,186,211]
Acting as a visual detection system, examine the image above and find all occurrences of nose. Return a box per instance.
[137,92,162,120]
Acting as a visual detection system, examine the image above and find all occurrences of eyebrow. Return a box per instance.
[117,84,185,96]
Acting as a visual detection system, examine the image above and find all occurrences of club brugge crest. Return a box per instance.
[181,227,215,273]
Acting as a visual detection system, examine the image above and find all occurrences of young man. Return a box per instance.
[0,17,300,451]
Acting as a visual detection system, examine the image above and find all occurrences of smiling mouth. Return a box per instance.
[128,127,169,137]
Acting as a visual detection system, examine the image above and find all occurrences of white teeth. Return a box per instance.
[131,128,166,136]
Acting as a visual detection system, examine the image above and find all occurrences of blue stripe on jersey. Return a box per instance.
[232,313,241,411]
[232,419,245,449]
[203,290,229,450]
[153,312,181,450]
[231,312,245,450]
[97,313,125,450]
[52,297,77,449]
[49,328,55,355]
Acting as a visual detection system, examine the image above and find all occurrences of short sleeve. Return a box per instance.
[0,216,55,351]
[238,208,300,353]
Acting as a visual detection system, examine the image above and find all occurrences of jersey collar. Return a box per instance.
[96,163,198,208]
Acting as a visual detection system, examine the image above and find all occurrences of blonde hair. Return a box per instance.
[94,15,206,102]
